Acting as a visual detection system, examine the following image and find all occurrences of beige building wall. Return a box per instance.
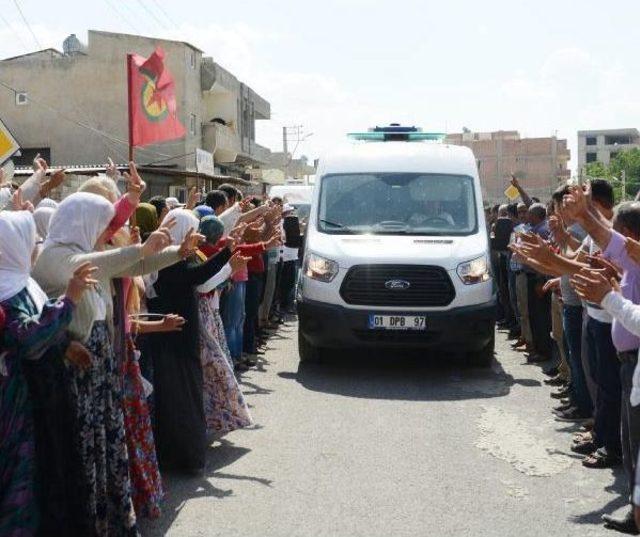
[446,131,571,204]
[0,31,203,169]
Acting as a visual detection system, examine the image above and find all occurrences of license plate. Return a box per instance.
[368,314,427,331]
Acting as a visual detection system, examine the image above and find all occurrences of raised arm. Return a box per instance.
[510,175,532,207]
[163,247,232,287]
[563,185,612,252]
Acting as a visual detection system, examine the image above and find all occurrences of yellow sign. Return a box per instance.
[0,119,19,165]
[504,184,520,200]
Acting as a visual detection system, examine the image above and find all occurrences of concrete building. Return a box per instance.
[0,30,271,197]
[577,128,640,172]
[257,152,316,186]
[445,130,571,203]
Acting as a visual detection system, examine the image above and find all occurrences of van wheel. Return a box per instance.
[298,331,323,363]
[468,333,495,367]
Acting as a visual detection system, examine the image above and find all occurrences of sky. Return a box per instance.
[1,0,639,171]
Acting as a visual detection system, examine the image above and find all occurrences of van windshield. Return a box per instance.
[317,173,477,235]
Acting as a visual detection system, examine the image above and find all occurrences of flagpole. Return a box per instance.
[126,53,135,163]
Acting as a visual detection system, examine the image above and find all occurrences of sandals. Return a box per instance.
[582,449,621,469]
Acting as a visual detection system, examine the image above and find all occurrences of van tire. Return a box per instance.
[298,331,322,363]
[468,333,495,367]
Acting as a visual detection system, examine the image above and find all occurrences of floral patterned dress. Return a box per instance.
[69,321,138,537]
[198,291,253,435]
[121,338,163,518]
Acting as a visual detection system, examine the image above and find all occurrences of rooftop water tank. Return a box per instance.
[63,34,87,56]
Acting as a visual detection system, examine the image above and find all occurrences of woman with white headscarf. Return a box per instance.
[147,209,231,473]
[0,210,96,536]
[32,192,189,536]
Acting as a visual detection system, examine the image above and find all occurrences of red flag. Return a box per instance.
[127,47,186,148]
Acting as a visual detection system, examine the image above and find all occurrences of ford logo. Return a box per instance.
[384,279,411,290]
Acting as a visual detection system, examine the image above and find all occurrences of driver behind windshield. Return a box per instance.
[407,199,455,227]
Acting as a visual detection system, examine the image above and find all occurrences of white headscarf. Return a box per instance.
[36,198,59,210]
[165,208,198,246]
[0,210,47,310]
[44,192,115,252]
[33,206,55,240]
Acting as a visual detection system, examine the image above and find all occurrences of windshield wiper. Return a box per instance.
[319,219,358,234]
[320,218,346,228]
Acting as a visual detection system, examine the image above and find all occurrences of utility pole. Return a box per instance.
[282,125,304,183]
[282,126,289,181]
[622,169,627,201]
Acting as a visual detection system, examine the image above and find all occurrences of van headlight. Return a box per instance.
[457,256,490,285]
[304,252,339,282]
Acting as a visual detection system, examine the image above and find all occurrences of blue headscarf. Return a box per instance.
[193,205,214,220]
[198,215,225,245]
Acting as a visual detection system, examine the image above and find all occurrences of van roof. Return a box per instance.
[319,142,478,177]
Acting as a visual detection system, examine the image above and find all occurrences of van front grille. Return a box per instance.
[340,264,455,307]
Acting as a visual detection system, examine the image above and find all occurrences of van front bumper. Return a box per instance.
[298,297,497,351]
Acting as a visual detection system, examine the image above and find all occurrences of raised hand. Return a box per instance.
[64,341,93,371]
[587,254,622,281]
[563,184,591,221]
[570,268,618,305]
[239,197,253,213]
[542,278,560,294]
[229,251,251,274]
[129,226,142,245]
[142,227,172,257]
[265,230,282,249]
[11,189,34,212]
[123,161,146,195]
[161,313,186,332]
[106,157,119,179]
[178,228,205,258]
[65,262,99,304]
[32,154,48,175]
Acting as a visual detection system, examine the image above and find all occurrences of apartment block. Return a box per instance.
[445,130,571,203]
[577,128,640,172]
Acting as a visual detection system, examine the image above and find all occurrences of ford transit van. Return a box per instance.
[297,126,496,365]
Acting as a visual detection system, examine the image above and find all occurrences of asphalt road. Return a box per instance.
[140,323,627,537]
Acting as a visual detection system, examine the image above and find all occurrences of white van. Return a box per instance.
[297,126,496,365]
[268,184,314,221]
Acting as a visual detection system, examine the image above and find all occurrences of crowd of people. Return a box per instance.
[489,175,640,534]
[0,157,304,536]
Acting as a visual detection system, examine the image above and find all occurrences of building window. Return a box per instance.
[585,136,597,146]
[15,92,28,106]
[605,135,631,145]
[189,51,196,69]
[13,147,50,167]
[586,152,597,163]
[190,114,197,136]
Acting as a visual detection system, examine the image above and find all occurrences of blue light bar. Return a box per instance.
[347,132,446,142]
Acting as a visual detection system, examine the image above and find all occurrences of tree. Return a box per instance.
[584,149,640,201]
[610,148,640,199]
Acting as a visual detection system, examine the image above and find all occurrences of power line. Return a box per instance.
[135,0,170,31]
[149,0,174,27]
[10,0,41,49]
[0,11,29,53]
[102,0,141,34]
